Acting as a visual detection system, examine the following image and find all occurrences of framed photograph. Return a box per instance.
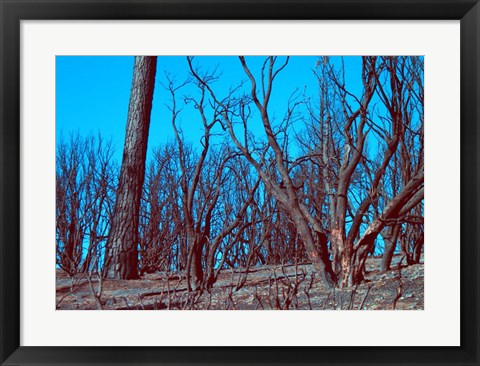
[1,0,478,365]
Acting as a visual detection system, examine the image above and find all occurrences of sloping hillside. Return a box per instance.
[56,254,423,310]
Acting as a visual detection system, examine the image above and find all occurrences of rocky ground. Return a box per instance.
[56,254,423,310]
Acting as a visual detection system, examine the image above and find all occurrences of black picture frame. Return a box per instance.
[1,1,479,365]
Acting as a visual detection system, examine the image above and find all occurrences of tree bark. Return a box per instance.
[104,56,157,279]
[380,224,401,273]
[290,207,337,288]
[413,236,424,263]
[185,231,206,291]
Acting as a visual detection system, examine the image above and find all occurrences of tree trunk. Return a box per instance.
[330,227,343,277]
[352,243,373,284]
[186,234,205,291]
[413,236,424,263]
[340,240,354,287]
[104,56,157,279]
[291,208,337,288]
[380,224,401,273]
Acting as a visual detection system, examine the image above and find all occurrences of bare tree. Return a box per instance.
[56,133,116,275]
[351,57,424,282]
[185,56,339,288]
[164,71,260,290]
[319,56,378,287]
[138,142,181,275]
[300,56,424,286]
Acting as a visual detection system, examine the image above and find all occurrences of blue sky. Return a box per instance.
[56,56,364,163]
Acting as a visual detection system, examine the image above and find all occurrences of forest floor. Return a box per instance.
[56,254,423,310]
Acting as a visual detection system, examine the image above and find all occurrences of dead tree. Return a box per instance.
[305,56,424,286]
[165,71,260,291]
[56,133,116,275]
[104,56,157,279]
[186,56,337,288]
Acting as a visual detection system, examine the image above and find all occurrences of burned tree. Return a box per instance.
[350,57,424,282]
[165,70,260,291]
[186,56,338,288]
[104,56,157,279]
[300,56,424,286]
[56,133,116,275]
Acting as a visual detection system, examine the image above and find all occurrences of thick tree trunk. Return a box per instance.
[186,235,205,291]
[330,226,355,288]
[330,227,343,277]
[291,208,337,288]
[340,241,354,287]
[104,56,157,279]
